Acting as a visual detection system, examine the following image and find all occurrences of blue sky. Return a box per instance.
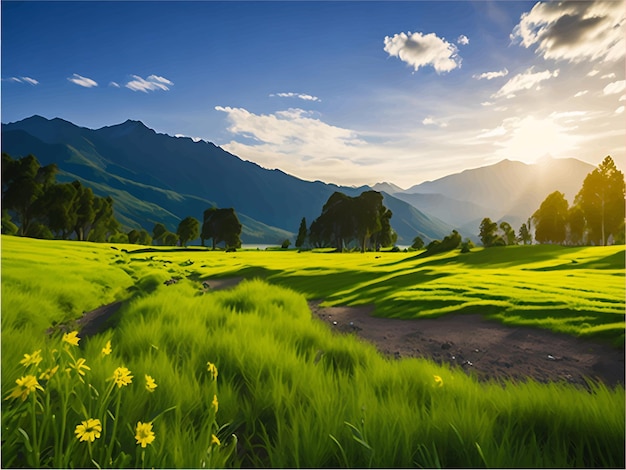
[2,1,624,188]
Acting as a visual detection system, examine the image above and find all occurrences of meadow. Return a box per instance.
[2,235,624,468]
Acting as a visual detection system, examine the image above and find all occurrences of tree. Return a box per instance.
[295,217,307,248]
[128,229,153,246]
[177,216,200,247]
[162,231,179,246]
[308,191,394,252]
[281,239,291,249]
[518,222,532,245]
[499,221,517,246]
[533,191,569,244]
[42,183,78,239]
[568,205,586,246]
[411,236,425,250]
[424,230,462,256]
[479,218,498,247]
[201,208,242,250]
[88,196,120,242]
[575,156,625,245]
[1,209,18,235]
[72,182,95,241]
[2,153,57,236]
[152,223,168,245]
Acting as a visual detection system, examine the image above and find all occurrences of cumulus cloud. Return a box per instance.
[270,92,321,102]
[473,68,509,80]
[603,80,626,95]
[3,76,39,85]
[511,1,625,63]
[68,73,98,88]
[457,35,469,45]
[383,31,461,73]
[492,67,559,99]
[126,74,173,92]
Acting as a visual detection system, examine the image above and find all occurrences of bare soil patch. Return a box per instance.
[309,301,625,388]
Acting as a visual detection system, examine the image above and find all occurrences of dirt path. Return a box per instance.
[309,301,625,388]
[76,277,624,388]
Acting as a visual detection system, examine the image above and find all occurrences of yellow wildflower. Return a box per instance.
[20,349,43,367]
[39,365,59,381]
[62,331,80,346]
[101,340,112,356]
[113,367,133,388]
[212,394,219,413]
[211,434,221,446]
[135,421,155,448]
[206,361,218,381]
[433,375,443,387]
[145,374,157,392]
[75,418,102,443]
[66,358,91,378]
[6,375,44,401]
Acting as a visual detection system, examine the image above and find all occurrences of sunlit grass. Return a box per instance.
[2,236,624,467]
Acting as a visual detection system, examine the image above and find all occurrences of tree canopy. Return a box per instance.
[201,207,242,250]
[308,190,394,252]
[177,216,200,247]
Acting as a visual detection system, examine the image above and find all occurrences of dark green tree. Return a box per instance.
[411,236,425,250]
[2,153,57,236]
[201,208,242,250]
[533,191,569,244]
[308,191,393,252]
[152,223,168,245]
[424,230,462,256]
[177,216,200,247]
[281,239,291,249]
[88,196,120,242]
[162,231,179,246]
[479,217,498,247]
[42,183,78,239]
[574,156,625,245]
[72,182,95,241]
[295,217,307,248]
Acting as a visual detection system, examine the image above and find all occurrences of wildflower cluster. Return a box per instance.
[3,332,237,468]
[3,333,161,468]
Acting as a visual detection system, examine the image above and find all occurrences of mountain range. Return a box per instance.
[1,116,452,244]
[1,116,596,245]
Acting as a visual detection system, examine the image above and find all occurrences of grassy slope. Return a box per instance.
[2,236,624,467]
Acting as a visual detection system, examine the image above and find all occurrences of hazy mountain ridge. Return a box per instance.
[394,157,596,237]
[1,116,451,244]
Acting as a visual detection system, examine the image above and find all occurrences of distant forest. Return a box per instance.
[2,153,624,250]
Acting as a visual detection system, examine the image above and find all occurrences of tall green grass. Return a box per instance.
[2,236,625,467]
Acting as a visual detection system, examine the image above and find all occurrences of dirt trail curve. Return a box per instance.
[74,277,624,388]
[310,301,625,388]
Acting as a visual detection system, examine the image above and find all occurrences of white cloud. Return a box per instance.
[422,116,448,128]
[616,106,625,114]
[125,74,173,92]
[175,134,203,142]
[587,69,600,77]
[457,35,469,45]
[476,125,507,139]
[270,92,321,102]
[603,80,626,95]
[620,94,626,102]
[383,31,461,73]
[492,67,559,99]
[511,1,625,63]
[68,73,98,88]
[109,81,121,88]
[601,73,617,79]
[3,76,39,85]
[473,68,509,80]
[574,90,588,98]
[481,101,495,107]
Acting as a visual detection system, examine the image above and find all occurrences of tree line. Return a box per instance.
[479,156,625,247]
[2,153,243,249]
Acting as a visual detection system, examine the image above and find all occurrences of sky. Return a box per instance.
[1,1,624,188]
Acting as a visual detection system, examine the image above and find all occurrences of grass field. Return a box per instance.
[2,235,624,468]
